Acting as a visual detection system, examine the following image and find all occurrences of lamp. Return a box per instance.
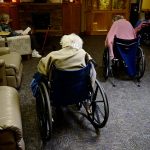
[141,0,150,11]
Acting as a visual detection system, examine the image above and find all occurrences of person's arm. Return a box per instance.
[37,53,52,76]
[11,31,22,36]
[134,20,144,33]
[105,22,118,59]
[134,20,150,34]
[85,53,97,67]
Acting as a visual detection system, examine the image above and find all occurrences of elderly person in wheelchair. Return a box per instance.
[37,33,96,83]
[103,15,145,83]
[31,33,109,141]
[134,11,150,45]
[105,15,137,61]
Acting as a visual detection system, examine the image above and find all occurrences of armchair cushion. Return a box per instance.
[0,52,22,74]
[0,47,10,56]
[0,51,23,88]
[0,59,7,86]
[0,35,32,55]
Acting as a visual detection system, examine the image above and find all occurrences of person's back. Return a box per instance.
[37,33,96,88]
[37,33,93,76]
[112,19,136,39]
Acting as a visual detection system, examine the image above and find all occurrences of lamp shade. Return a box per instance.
[141,0,150,11]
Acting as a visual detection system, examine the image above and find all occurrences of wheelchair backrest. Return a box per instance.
[113,37,139,77]
[49,63,92,106]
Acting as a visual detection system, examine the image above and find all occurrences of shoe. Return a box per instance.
[32,49,42,58]
[32,49,39,54]
[84,101,92,114]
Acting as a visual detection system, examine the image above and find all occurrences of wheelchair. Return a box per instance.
[138,24,150,46]
[35,63,109,142]
[102,36,146,83]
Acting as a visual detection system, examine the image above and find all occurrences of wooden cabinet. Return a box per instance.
[62,2,81,34]
[18,2,81,35]
[0,3,20,30]
[0,2,81,35]
[85,0,130,35]
[18,3,63,36]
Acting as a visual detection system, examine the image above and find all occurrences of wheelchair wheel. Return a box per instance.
[102,48,110,80]
[141,32,150,46]
[36,82,52,141]
[136,47,146,79]
[87,79,109,128]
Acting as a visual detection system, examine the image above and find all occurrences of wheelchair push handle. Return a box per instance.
[89,59,97,67]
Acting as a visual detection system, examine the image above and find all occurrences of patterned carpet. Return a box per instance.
[19,35,150,150]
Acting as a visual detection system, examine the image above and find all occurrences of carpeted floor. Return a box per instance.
[19,35,150,150]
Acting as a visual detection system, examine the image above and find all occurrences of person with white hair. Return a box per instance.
[37,33,96,82]
[105,15,137,60]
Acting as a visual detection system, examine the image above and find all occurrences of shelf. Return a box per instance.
[34,29,62,36]
[85,0,130,35]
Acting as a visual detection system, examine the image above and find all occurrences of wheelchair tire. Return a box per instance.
[36,82,52,141]
[88,79,109,128]
[102,48,110,80]
[136,47,146,80]
[141,32,150,46]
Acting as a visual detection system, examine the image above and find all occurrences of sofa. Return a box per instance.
[0,35,32,56]
[0,47,23,89]
[0,86,25,150]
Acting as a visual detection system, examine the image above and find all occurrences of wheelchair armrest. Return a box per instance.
[89,59,97,67]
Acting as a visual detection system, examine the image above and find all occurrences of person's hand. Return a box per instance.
[18,33,23,36]
[141,21,150,28]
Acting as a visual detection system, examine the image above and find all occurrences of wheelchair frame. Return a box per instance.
[138,24,150,46]
[102,37,146,83]
[35,64,109,142]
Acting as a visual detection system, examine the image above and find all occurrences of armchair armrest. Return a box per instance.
[0,86,24,150]
[0,59,7,86]
[0,47,10,56]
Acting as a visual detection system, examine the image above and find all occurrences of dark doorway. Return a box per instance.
[32,12,50,29]
[129,3,139,27]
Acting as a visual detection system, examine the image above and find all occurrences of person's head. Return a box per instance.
[0,13,10,24]
[145,12,150,20]
[112,15,124,22]
[60,33,83,49]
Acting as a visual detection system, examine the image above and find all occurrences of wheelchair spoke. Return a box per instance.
[86,79,109,128]
[103,48,110,80]
[36,82,52,141]
[36,88,48,139]
[136,47,146,79]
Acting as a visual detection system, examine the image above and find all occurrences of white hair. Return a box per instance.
[60,33,83,49]
[113,15,124,22]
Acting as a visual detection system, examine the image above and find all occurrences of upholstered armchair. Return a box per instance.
[0,86,25,150]
[0,47,23,89]
[0,35,32,56]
